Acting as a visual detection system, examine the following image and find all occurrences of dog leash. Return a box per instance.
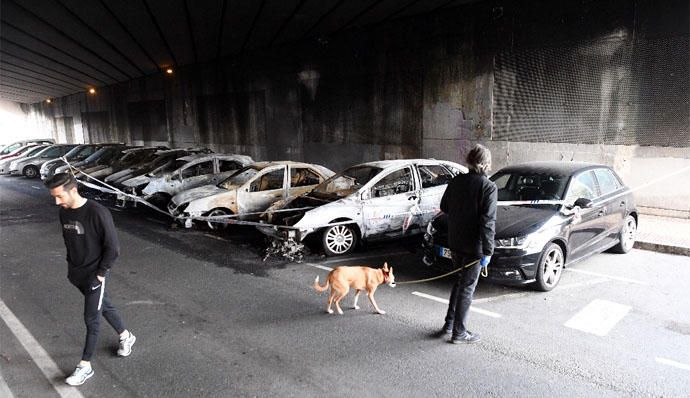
[396,259,482,285]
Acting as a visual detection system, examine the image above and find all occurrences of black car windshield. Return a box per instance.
[491,170,569,201]
[311,165,383,197]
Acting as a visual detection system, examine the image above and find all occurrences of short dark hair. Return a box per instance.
[44,172,78,191]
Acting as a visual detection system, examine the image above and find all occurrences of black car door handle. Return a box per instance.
[619,201,626,207]
[408,195,417,200]
[598,209,606,216]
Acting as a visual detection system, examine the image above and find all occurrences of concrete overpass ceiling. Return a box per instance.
[0,0,473,104]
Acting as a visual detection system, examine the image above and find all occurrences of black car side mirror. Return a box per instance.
[573,198,593,208]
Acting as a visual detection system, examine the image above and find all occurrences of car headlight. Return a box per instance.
[496,236,529,248]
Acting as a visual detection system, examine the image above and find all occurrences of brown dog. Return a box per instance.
[313,262,396,315]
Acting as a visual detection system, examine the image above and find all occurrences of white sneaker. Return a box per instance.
[65,364,94,386]
[117,331,136,357]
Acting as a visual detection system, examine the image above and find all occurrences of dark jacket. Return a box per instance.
[59,200,120,289]
[440,171,497,257]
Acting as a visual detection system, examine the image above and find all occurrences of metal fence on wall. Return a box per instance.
[492,34,690,147]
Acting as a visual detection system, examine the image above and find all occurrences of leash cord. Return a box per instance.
[396,259,482,285]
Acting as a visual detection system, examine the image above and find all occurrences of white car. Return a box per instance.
[259,159,466,256]
[168,161,334,229]
[130,153,254,206]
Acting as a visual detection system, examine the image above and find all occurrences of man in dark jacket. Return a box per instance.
[439,144,497,344]
[45,173,136,386]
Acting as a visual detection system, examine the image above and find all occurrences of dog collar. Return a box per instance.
[382,270,389,282]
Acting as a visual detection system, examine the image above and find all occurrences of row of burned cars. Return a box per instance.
[4,140,640,292]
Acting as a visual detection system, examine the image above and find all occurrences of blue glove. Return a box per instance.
[480,256,491,267]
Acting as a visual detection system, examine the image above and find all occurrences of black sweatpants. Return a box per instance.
[444,254,482,337]
[78,274,126,361]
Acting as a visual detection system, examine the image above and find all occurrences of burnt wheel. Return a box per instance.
[321,224,358,256]
[206,208,232,230]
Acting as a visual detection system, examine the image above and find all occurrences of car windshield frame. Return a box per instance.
[218,166,260,189]
[310,165,384,197]
[491,169,570,202]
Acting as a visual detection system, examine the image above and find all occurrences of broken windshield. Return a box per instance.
[311,165,383,197]
[218,166,259,189]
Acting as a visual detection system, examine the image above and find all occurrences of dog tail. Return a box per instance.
[313,275,330,292]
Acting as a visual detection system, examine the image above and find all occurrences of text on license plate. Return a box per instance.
[437,246,452,259]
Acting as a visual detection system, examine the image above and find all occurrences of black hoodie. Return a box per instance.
[59,199,120,288]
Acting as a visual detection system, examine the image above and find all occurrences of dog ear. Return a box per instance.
[389,267,393,273]
[383,262,389,270]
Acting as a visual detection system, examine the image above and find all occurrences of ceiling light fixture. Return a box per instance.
[46,98,52,103]
[165,68,174,75]
[88,88,96,94]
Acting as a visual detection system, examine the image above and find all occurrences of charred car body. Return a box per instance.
[422,161,638,291]
[259,159,465,256]
[131,153,254,207]
[168,161,334,229]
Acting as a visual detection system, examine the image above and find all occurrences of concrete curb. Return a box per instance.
[634,241,690,257]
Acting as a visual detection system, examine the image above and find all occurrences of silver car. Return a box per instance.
[40,144,102,180]
[9,144,76,178]
[130,153,254,207]
[259,159,466,256]
[0,145,49,175]
[168,161,334,229]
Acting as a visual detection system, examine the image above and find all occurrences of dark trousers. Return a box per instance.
[444,254,482,337]
[78,275,126,361]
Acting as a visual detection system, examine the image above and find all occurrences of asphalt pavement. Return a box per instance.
[1,176,689,397]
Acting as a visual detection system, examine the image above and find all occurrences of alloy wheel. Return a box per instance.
[324,225,355,255]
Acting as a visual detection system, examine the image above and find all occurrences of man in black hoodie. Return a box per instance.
[45,173,136,386]
[439,144,497,344]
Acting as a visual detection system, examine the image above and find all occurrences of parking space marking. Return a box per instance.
[320,251,408,265]
[0,366,15,398]
[31,186,41,190]
[655,357,690,372]
[565,269,648,285]
[411,291,502,318]
[564,299,631,336]
[0,299,84,398]
[305,263,334,272]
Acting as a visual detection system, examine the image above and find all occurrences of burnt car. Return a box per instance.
[259,159,465,256]
[422,161,637,291]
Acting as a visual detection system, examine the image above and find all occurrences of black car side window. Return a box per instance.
[593,169,621,196]
[565,171,598,202]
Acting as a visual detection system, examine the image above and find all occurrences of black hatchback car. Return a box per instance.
[422,161,637,291]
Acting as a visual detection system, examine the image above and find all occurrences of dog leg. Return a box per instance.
[367,293,386,315]
[335,294,345,315]
[326,290,335,314]
[352,290,361,310]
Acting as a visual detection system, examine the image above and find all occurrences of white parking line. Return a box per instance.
[411,291,502,318]
[565,269,648,285]
[0,299,84,398]
[320,251,408,265]
[31,186,41,190]
[655,357,690,372]
[305,263,334,272]
[0,367,15,398]
[564,299,631,336]
[203,233,230,242]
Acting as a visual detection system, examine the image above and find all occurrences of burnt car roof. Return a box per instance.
[494,161,605,176]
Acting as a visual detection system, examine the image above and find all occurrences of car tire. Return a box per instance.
[321,224,358,256]
[533,242,564,292]
[206,208,232,230]
[610,215,636,254]
[23,165,39,179]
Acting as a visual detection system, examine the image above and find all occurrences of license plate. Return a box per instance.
[437,246,452,259]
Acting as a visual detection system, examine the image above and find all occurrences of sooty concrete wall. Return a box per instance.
[24,0,690,216]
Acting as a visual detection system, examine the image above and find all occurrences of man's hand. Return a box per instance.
[480,256,491,267]
[96,275,105,282]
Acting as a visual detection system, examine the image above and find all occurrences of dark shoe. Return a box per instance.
[430,327,452,338]
[449,331,481,344]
